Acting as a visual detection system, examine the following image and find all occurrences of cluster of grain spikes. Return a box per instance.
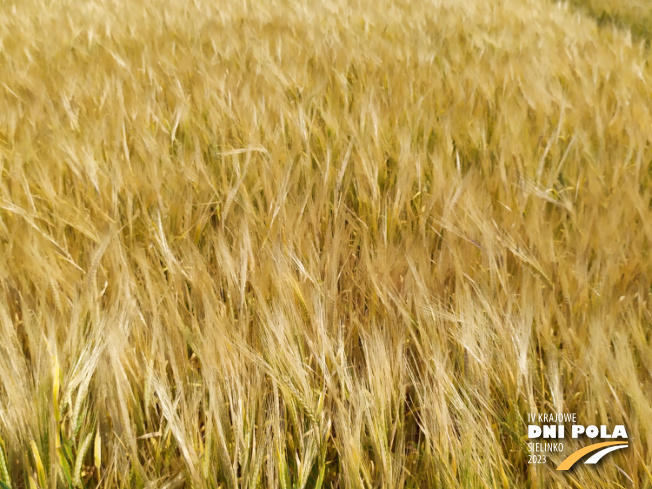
[0,0,651,486]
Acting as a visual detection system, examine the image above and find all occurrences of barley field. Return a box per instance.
[0,0,651,487]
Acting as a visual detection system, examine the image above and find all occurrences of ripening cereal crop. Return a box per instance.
[0,0,650,487]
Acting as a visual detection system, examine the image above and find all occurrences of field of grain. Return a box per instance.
[0,0,651,487]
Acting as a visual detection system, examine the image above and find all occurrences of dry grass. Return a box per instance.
[0,0,651,487]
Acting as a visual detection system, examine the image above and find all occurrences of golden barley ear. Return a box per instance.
[73,432,93,488]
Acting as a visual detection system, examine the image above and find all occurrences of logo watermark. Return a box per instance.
[526,412,628,470]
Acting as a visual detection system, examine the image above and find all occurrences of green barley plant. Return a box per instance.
[568,0,652,41]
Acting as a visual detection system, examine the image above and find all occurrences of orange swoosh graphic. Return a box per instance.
[556,441,628,470]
